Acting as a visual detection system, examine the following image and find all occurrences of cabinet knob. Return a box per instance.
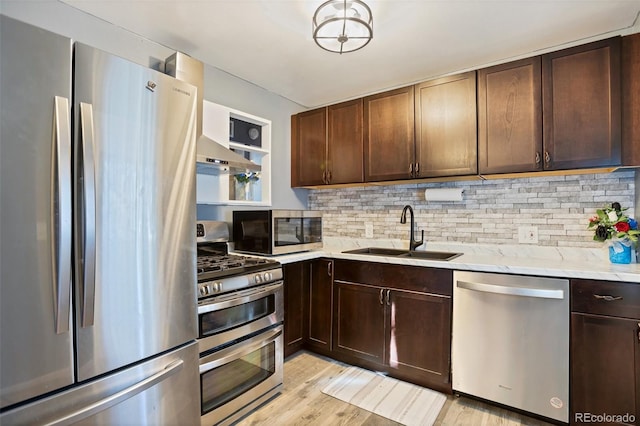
[593,294,623,302]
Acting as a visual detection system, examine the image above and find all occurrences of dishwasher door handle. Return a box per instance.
[456,280,564,299]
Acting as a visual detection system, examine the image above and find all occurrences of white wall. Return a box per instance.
[0,1,309,223]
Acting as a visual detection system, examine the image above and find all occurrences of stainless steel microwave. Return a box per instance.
[232,210,322,255]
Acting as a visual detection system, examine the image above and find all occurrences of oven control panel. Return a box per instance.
[197,267,284,299]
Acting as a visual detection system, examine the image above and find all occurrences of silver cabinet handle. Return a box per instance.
[414,162,420,177]
[327,261,332,277]
[79,102,97,327]
[44,360,184,426]
[386,289,390,306]
[379,289,384,305]
[52,96,72,334]
[456,280,564,300]
[593,294,623,302]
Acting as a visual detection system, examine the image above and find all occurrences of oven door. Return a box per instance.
[198,281,283,351]
[200,325,283,426]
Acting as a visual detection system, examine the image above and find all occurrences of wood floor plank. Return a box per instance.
[235,351,553,426]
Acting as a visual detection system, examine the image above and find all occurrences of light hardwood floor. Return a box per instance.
[236,351,555,426]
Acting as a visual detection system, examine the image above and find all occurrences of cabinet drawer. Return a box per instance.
[571,279,640,319]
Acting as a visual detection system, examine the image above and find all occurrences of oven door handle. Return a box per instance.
[199,326,282,373]
[198,281,283,314]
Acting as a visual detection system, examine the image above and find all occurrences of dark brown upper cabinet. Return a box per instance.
[291,107,326,187]
[478,57,543,174]
[291,100,363,187]
[363,86,415,182]
[415,71,478,177]
[542,37,621,170]
[622,32,640,166]
[327,99,364,184]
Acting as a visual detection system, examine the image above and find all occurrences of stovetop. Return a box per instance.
[197,243,279,282]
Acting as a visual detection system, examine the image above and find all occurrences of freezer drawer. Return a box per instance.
[0,342,199,426]
[452,271,569,423]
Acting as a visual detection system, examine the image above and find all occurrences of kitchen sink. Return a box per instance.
[342,247,462,261]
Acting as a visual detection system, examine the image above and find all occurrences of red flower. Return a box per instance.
[614,222,630,233]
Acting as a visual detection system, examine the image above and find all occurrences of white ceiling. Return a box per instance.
[61,0,640,108]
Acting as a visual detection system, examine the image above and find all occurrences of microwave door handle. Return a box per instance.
[79,102,97,327]
[52,96,72,334]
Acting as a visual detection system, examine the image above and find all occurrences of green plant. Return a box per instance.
[234,172,260,184]
[588,202,639,246]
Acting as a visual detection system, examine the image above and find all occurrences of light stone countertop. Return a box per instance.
[258,237,640,283]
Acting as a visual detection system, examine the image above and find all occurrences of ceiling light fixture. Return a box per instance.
[312,0,373,54]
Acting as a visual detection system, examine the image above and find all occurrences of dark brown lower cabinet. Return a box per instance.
[570,279,640,425]
[283,261,310,358]
[307,258,333,355]
[332,260,452,393]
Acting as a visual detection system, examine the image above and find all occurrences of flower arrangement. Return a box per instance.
[588,202,639,246]
[233,172,260,184]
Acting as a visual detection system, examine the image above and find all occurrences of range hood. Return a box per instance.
[164,52,260,174]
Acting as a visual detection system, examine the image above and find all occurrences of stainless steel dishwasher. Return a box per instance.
[452,271,569,423]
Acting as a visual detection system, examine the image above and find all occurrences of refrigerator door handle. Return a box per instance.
[52,96,72,334]
[43,359,184,426]
[79,102,97,327]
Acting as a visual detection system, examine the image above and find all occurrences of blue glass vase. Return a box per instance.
[608,242,632,264]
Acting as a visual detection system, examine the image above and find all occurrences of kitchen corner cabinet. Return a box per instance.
[478,57,543,174]
[415,71,477,177]
[198,100,272,205]
[332,260,453,393]
[291,99,363,187]
[364,86,415,182]
[283,261,310,358]
[307,258,334,355]
[570,279,640,425]
[542,37,621,170]
[622,32,640,166]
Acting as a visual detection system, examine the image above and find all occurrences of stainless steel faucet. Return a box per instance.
[400,205,424,251]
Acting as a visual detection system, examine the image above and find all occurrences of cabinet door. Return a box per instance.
[283,262,309,358]
[292,108,326,186]
[327,99,364,184]
[622,32,640,166]
[415,72,477,177]
[333,281,385,364]
[364,86,415,182]
[308,259,333,353]
[571,313,639,424]
[478,57,543,174]
[386,289,452,393]
[542,37,621,170]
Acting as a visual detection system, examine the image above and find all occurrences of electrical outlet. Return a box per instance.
[518,226,539,244]
[365,222,374,238]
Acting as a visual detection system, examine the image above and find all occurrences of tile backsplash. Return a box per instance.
[308,170,636,248]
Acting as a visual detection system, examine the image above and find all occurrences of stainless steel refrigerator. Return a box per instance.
[0,15,200,424]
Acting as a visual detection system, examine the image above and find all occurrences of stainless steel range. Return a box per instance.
[196,221,283,426]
